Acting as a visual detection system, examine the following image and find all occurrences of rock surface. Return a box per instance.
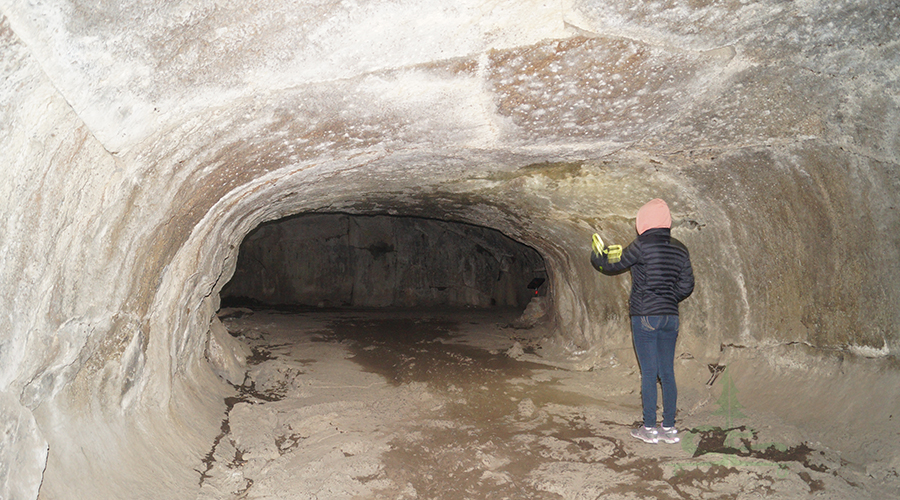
[0,1,898,498]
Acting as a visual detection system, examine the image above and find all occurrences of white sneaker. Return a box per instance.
[659,426,680,444]
[630,426,659,444]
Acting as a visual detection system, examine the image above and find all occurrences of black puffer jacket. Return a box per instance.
[591,228,694,316]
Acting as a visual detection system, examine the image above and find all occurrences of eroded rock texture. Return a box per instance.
[0,1,898,498]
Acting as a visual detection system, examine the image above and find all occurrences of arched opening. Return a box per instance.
[196,212,583,498]
[220,213,548,312]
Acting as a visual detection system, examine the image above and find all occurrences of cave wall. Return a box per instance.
[221,214,546,309]
[0,0,898,499]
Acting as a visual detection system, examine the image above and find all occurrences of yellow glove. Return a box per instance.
[591,233,604,255]
[592,233,623,264]
[607,244,623,263]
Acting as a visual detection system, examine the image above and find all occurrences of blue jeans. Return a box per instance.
[631,315,679,428]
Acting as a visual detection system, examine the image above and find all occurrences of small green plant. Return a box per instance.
[675,367,791,479]
[712,368,745,428]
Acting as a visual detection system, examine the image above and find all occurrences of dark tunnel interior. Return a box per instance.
[220,213,548,313]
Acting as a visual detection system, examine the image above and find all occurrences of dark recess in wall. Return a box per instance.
[221,213,547,310]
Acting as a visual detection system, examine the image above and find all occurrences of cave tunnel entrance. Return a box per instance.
[202,213,588,497]
[215,211,553,380]
[220,212,548,313]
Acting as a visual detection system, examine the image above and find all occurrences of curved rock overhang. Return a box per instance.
[1,1,898,498]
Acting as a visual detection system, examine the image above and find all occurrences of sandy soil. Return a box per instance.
[195,309,896,499]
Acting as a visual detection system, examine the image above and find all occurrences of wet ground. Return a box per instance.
[195,309,891,499]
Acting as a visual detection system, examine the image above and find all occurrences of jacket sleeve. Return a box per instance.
[675,254,695,302]
[591,240,640,275]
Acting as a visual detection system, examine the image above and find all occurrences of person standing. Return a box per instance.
[590,199,694,444]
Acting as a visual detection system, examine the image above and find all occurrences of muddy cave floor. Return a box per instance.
[195,308,896,499]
